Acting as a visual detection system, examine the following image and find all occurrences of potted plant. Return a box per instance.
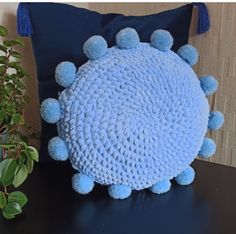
[0,25,38,219]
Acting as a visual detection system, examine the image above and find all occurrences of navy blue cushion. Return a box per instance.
[24,3,194,162]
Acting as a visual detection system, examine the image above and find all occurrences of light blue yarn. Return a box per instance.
[198,137,216,158]
[57,42,209,190]
[116,27,140,49]
[177,44,199,66]
[175,166,195,186]
[41,28,224,197]
[48,136,69,161]
[199,75,218,96]
[40,98,61,124]
[83,35,108,60]
[55,61,76,88]
[150,29,173,51]
[149,180,171,194]
[72,173,94,194]
[208,111,224,130]
[108,184,132,199]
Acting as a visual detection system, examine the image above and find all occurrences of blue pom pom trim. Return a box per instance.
[40,98,61,124]
[177,44,199,66]
[108,184,132,199]
[198,137,216,158]
[175,166,195,186]
[55,61,77,88]
[48,136,69,161]
[199,75,218,96]
[149,180,171,194]
[72,173,94,194]
[208,111,224,130]
[83,35,108,60]
[41,27,221,197]
[116,27,140,49]
[150,29,173,52]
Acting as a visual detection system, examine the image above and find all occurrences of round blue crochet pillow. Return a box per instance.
[41,28,224,199]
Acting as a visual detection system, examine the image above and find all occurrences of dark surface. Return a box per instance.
[25,2,193,162]
[0,160,236,234]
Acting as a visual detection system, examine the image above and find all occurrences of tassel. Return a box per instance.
[17,3,33,36]
[192,3,210,34]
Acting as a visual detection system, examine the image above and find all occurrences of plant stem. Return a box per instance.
[0,144,15,149]
[2,148,5,160]
[4,186,9,196]
[0,126,6,132]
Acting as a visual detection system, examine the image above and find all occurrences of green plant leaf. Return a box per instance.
[14,78,25,89]
[0,45,7,53]
[10,51,21,58]
[2,211,15,219]
[3,40,12,47]
[18,134,29,143]
[0,66,6,76]
[3,39,24,48]
[19,115,25,125]
[12,113,21,124]
[18,153,26,168]
[0,159,9,177]
[0,110,4,123]
[3,202,22,218]
[27,146,39,162]
[26,157,34,174]
[14,38,24,47]
[0,159,17,186]
[13,164,28,188]
[5,83,15,93]
[8,61,20,69]
[8,73,17,80]
[0,56,8,64]
[8,191,28,208]
[0,191,6,209]
[18,141,27,148]
[0,26,8,36]
[16,162,23,173]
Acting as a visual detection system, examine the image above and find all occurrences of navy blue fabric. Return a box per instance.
[26,3,193,162]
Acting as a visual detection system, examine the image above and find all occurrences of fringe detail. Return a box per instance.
[17,3,33,36]
[192,3,210,34]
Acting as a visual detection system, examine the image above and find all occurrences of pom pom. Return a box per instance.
[55,61,77,88]
[208,111,224,130]
[175,166,195,185]
[177,44,199,66]
[198,137,216,158]
[149,180,171,194]
[199,75,218,96]
[116,27,140,49]
[48,137,69,161]
[83,35,108,60]
[108,184,132,199]
[72,173,94,194]
[150,29,173,52]
[40,98,61,124]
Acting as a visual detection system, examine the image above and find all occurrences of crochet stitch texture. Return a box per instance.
[41,28,224,199]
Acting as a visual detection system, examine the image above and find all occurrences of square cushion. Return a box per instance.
[18,3,194,162]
